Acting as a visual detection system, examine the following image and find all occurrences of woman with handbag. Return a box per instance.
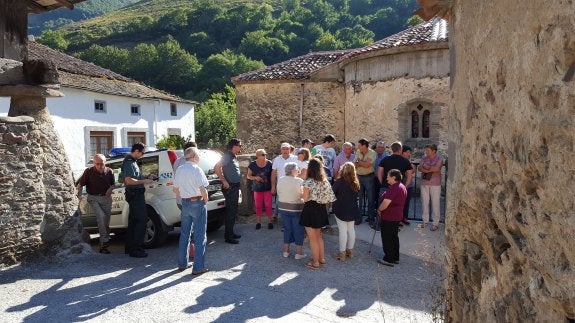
[418,144,443,231]
[332,162,360,261]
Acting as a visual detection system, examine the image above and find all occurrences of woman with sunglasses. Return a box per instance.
[247,149,273,229]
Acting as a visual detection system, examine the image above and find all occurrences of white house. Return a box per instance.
[0,42,196,177]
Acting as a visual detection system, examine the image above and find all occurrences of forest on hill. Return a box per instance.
[38,0,421,102]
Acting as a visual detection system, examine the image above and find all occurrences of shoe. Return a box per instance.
[233,234,242,239]
[283,251,289,258]
[99,247,111,254]
[418,223,427,229]
[268,223,273,230]
[192,268,209,276]
[355,218,362,225]
[255,223,261,230]
[398,222,404,227]
[430,225,439,231]
[178,264,192,272]
[335,252,346,261]
[129,250,148,258]
[402,219,411,225]
[305,261,320,270]
[377,259,394,267]
[319,259,326,266]
[345,249,354,258]
[225,239,239,244]
[294,253,306,260]
[392,260,400,264]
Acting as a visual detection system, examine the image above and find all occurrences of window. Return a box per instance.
[411,111,419,138]
[94,100,106,113]
[422,110,431,138]
[130,104,140,115]
[89,131,113,157]
[170,103,177,116]
[127,132,146,147]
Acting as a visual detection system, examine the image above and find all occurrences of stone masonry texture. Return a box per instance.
[446,1,575,321]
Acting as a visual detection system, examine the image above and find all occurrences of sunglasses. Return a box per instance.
[297,152,304,154]
[258,153,266,156]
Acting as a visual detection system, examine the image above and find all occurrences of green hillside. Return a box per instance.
[39,0,421,101]
[28,0,141,35]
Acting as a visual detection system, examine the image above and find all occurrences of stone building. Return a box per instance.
[233,18,449,156]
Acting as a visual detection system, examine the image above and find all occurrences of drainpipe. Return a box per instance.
[299,83,304,138]
[153,99,160,146]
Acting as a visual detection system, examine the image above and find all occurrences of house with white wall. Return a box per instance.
[0,42,195,178]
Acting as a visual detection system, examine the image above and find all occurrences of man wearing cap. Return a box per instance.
[271,143,298,220]
[295,138,314,155]
[215,138,243,244]
[311,134,337,175]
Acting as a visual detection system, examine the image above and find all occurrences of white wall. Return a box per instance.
[0,87,194,178]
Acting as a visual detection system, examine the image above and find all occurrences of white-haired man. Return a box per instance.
[76,154,115,254]
[174,147,210,276]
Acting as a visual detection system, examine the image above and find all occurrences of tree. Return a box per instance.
[336,24,374,48]
[195,49,263,101]
[312,32,343,51]
[76,44,129,74]
[238,31,289,64]
[153,37,201,96]
[194,85,237,149]
[38,30,70,51]
[156,134,193,150]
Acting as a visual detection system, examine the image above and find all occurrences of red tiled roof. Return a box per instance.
[232,50,350,82]
[343,17,448,60]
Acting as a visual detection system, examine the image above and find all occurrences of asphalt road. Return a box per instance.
[0,220,445,322]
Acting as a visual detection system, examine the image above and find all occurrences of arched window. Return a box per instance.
[422,110,430,138]
[411,111,419,138]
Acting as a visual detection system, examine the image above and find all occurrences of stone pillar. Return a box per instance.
[445,1,575,321]
[237,154,255,216]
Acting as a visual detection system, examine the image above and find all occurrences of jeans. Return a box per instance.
[421,185,441,225]
[335,217,355,252]
[280,210,304,246]
[223,183,240,240]
[179,199,207,271]
[125,187,147,253]
[254,190,273,217]
[380,220,399,262]
[358,175,375,220]
[87,194,112,246]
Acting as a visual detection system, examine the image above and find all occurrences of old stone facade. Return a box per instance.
[234,18,449,157]
[443,0,575,321]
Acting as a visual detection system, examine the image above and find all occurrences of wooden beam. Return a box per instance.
[53,0,74,10]
[25,0,48,13]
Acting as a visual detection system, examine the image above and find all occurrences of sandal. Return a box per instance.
[305,261,320,270]
[319,259,326,266]
[430,225,439,231]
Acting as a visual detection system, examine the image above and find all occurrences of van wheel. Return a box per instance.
[143,207,168,248]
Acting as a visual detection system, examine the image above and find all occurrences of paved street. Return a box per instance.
[0,220,445,322]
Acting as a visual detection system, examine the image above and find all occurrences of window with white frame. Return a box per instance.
[127,132,146,146]
[94,100,106,113]
[89,131,113,158]
[130,104,141,115]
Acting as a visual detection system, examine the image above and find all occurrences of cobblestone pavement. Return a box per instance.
[0,221,445,322]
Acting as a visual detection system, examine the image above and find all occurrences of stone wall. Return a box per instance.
[344,77,449,152]
[0,116,45,264]
[235,81,345,155]
[446,1,575,321]
[0,97,86,267]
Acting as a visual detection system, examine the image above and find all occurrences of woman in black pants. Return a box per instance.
[376,169,407,267]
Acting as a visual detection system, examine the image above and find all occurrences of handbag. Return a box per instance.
[422,172,433,180]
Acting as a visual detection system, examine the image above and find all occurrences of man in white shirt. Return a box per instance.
[174,147,209,276]
[271,142,298,217]
[173,141,197,209]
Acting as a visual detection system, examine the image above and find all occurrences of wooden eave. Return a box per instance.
[26,0,86,14]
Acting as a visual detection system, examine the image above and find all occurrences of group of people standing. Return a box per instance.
[244,134,444,269]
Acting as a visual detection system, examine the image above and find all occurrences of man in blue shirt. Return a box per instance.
[215,138,243,244]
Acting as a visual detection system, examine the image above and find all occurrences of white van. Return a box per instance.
[79,149,239,247]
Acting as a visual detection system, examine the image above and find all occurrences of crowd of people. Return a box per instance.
[76,135,443,274]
